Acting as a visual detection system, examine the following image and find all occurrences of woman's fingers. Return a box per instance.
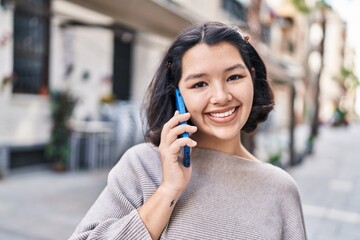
[171,137,197,151]
[161,111,191,138]
[165,124,197,143]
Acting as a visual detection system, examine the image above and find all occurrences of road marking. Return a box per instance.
[303,204,360,224]
[329,179,354,192]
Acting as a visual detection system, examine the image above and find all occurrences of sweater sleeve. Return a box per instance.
[280,176,307,240]
[68,147,153,240]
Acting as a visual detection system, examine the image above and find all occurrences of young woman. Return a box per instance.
[70,22,307,240]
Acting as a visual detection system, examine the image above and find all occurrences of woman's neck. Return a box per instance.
[192,133,257,161]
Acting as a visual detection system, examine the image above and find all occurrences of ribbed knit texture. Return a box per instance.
[69,143,307,240]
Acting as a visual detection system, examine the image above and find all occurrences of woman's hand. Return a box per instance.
[158,111,197,196]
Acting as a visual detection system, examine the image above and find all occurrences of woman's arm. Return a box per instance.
[280,177,307,240]
[138,111,197,239]
[138,185,181,239]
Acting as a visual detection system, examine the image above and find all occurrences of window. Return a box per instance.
[112,26,134,100]
[13,0,50,94]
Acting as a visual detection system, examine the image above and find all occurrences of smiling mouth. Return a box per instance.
[208,107,237,118]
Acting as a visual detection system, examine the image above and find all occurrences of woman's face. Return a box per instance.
[178,41,254,146]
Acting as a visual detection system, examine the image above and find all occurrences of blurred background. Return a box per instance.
[0,0,359,239]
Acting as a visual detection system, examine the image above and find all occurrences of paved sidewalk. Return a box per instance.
[289,123,360,240]
[0,123,359,240]
[0,167,108,240]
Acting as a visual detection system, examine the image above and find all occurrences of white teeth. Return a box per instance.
[209,108,236,118]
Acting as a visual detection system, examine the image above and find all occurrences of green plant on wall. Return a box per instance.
[292,0,310,13]
[339,66,359,90]
[46,90,76,171]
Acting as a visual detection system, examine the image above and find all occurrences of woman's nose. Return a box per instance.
[210,85,232,105]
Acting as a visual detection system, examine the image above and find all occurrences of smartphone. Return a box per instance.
[175,88,191,167]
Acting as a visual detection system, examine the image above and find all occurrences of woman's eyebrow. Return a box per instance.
[184,73,207,82]
[224,63,246,72]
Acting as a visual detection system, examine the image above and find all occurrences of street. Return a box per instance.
[0,123,359,240]
[289,123,360,240]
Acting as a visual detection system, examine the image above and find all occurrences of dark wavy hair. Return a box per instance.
[143,22,274,146]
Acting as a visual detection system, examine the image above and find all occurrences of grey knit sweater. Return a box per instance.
[69,143,306,240]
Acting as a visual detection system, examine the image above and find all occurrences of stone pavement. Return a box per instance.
[0,123,359,240]
[0,167,109,240]
[288,123,360,240]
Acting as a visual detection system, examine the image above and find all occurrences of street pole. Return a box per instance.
[310,7,326,139]
[289,81,296,166]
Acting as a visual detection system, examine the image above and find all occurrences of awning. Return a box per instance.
[65,0,195,38]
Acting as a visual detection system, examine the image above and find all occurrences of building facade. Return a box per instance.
[0,0,351,172]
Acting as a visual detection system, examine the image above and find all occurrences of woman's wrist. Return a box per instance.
[158,184,183,204]
[138,183,184,239]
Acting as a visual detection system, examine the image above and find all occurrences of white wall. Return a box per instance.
[51,0,114,120]
[131,32,170,103]
[51,0,173,118]
[171,0,222,21]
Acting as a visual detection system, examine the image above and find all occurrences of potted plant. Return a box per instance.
[46,90,76,171]
[0,74,14,102]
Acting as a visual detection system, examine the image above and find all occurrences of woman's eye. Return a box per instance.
[228,75,242,81]
[192,82,207,88]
